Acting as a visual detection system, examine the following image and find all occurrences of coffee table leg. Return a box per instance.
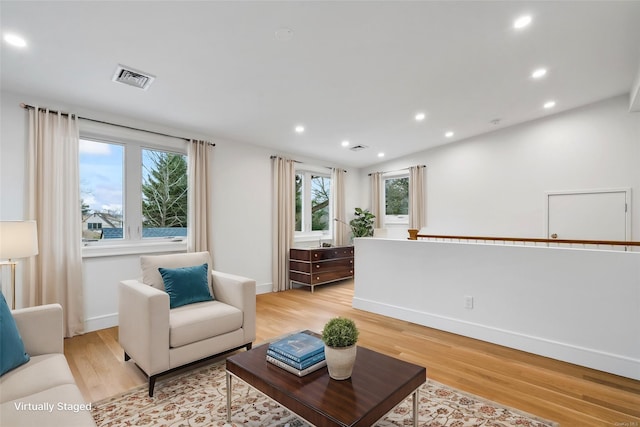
[413,389,419,427]
[226,371,232,423]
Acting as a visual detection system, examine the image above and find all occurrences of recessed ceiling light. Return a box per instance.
[4,33,27,48]
[513,15,532,29]
[341,140,350,147]
[531,68,547,79]
[445,131,454,138]
[415,112,426,121]
[377,152,385,158]
[275,28,294,41]
[294,125,305,134]
[544,101,556,109]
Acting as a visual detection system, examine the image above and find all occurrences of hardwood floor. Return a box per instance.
[64,280,640,426]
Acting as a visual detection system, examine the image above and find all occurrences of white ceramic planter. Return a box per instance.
[324,344,357,380]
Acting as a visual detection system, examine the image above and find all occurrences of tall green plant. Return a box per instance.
[349,208,375,237]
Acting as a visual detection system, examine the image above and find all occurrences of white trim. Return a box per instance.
[82,240,187,258]
[352,296,640,380]
[84,312,118,332]
[294,170,332,235]
[256,282,273,295]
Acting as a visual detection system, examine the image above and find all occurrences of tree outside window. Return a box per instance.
[142,149,188,230]
[296,172,331,233]
[385,177,409,215]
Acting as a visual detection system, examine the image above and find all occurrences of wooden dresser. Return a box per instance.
[289,246,354,292]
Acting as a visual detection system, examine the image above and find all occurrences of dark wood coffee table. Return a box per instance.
[226,342,426,427]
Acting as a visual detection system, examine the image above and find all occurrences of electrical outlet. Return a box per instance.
[464,295,474,309]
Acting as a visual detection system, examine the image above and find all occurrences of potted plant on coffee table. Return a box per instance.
[321,317,359,380]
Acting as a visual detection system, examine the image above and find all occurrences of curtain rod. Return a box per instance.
[20,103,214,146]
[270,155,346,173]
[368,164,425,176]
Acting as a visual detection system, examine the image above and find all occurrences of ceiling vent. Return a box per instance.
[112,65,155,90]
[350,144,369,152]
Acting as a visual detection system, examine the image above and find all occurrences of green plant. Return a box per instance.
[322,317,359,348]
[349,208,375,238]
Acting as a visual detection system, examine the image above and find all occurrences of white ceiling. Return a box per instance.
[2,1,639,168]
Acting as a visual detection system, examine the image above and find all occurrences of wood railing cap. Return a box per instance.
[407,232,640,247]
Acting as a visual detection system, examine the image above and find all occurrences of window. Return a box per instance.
[80,140,124,240]
[295,171,331,233]
[141,149,188,238]
[384,175,409,225]
[79,136,188,244]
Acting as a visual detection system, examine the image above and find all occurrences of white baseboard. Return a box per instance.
[84,312,118,333]
[256,282,272,295]
[352,297,640,380]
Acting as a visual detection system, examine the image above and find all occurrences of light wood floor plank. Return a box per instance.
[64,280,640,426]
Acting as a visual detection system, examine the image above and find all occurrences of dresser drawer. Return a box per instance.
[308,268,354,285]
[291,247,354,262]
[309,247,354,261]
[290,258,354,274]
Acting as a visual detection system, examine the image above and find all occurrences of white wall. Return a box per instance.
[2,89,637,333]
[360,95,640,240]
[353,238,640,380]
[0,90,359,330]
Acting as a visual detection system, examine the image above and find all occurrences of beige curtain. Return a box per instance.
[26,108,84,337]
[187,140,214,253]
[271,156,295,292]
[331,168,348,246]
[409,165,426,229]
[370,172,383,228]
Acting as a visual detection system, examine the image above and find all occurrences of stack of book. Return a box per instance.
[266,331,326,377]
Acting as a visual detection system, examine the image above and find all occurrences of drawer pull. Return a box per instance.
[316,265,320,268]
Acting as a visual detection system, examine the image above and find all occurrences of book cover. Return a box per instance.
[268,331,325,363]
[266,355,327,377]
[266,348,325,370]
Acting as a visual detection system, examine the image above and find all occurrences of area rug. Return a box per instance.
[92,361,558,427]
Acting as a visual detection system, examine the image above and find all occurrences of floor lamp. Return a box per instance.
[0,221,39,309]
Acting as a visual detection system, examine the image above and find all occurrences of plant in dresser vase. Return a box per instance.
[321,317,359,380]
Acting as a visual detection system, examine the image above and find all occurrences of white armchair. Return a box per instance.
[118,252,256,396]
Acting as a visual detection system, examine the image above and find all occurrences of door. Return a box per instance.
[547,189,629,241]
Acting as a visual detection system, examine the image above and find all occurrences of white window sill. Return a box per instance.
[82,240,187,258]
[294,232,333,247]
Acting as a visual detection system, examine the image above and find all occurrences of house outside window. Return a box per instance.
[79,132,188,246]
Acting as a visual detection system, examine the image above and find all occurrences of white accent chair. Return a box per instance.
[118,251,256,396]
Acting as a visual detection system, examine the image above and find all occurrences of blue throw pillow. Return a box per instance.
[158,263,213,309]
[0,293,30,376]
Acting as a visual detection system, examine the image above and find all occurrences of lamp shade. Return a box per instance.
[0,221,39,260]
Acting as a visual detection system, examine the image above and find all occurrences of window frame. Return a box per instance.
[294,166,332,242]
[382,172,409,227]
[79,121,188,257]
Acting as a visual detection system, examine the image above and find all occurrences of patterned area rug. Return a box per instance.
[92,360,558,427]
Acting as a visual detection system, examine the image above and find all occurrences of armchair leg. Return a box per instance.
[246,343,252,351]
[149,376,157,397]
[124,351,130,361]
